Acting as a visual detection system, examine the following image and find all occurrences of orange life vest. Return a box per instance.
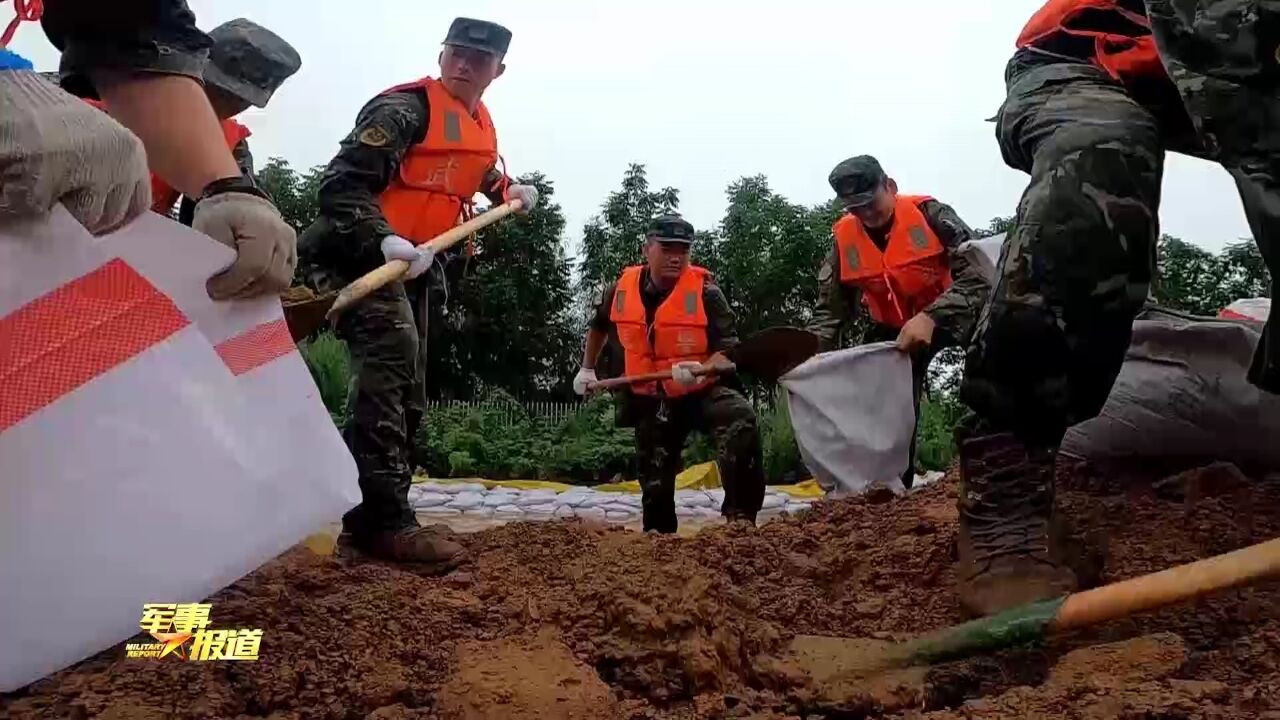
[609,265,715,398]
[81,99,251,215]
[377,77,499,245]
[834,195,953,329]
[1016,0,1166,85]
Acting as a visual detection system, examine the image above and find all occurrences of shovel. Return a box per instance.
[280,200,524,341]
[785,535,1280,698]
[587,326,820,392]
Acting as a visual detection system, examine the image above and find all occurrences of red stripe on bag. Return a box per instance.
[215,318,295,376]
[0,259,190,431]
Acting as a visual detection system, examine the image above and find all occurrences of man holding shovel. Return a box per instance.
[810,155,988,488]
[296,17,538,567]
[573,215,766,533]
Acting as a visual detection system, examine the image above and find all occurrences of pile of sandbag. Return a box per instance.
[0,208,358,692]
[407,480,818,522]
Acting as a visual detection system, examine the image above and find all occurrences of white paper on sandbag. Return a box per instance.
[2,209,303,692]
[102,212,358,547]
[1061,307,1280,468]
[780,342,916,496]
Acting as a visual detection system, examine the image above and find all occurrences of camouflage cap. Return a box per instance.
[828,155,888,208]
[444,18,512,57]
[204,19,301,109]
[646,214,696,244]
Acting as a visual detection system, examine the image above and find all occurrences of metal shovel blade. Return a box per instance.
[724,326,821,383]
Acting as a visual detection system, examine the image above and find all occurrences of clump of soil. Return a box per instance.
[436,632,615,720]
[3,460,1279,719]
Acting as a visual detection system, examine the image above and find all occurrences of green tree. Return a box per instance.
[254,157,324,235]
[713,175,831,337]
[576,163,681,302]
[975,215,1016,238]
[423,173,579,401]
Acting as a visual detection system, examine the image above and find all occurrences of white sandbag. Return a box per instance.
[413,493,452,508]
[606,494,642,507]
[577,507,607,521]
[781,342,915,496]
[482,493,518,508]
[553,506,576,519]
[575,494,614,508]
[523,503,558,515]
[706,489,726,504]
[446,492,487,511]
[602,503,639,515]
[417,481,460,495]
[0,208,356,692]
[606,511,634,521]
[675,490,713,508]
[761,494,786,510]
[676,505,698,517]
[422,507,462,516]
[556,493,589,507]
[515,491,559,507]
[494,505,524,515]
[1061,306,1280,469]
[473,507,495,518]
[694,507,722,518]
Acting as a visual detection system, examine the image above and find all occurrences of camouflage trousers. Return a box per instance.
[629,385,766,533]
[314,270,428,536]
[963,12,1280,446]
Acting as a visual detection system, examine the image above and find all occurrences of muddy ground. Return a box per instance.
[3,459,1279,719]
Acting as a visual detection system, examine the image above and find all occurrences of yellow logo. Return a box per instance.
[125,603,262,661]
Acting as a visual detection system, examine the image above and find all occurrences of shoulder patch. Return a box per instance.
[358,126,391,147]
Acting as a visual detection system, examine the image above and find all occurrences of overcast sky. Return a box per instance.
[11,0,1254,254]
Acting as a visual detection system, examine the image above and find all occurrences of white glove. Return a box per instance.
[0,70,151,235]
[671,361,703,387]
[380,234,435,280]
[504,184,539,214]
[572,367,598,396]
[194,189,298,300]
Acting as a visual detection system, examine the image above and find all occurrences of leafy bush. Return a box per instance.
[299,331,351,426]
[916,392,965,472]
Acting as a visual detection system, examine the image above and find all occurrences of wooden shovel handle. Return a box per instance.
[1052,536,1280,633]
[587,362,734,392]
[325,199,524,319]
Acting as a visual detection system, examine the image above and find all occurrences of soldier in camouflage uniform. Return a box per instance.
[811,155,988,488]
[573,216,766,533]
[956,0,1280,618]
[297,18,539,568]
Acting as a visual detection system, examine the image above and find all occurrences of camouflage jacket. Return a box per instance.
[299,88,511,279]
[810,199,988,351]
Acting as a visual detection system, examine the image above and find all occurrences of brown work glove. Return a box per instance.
[193,178,297,300]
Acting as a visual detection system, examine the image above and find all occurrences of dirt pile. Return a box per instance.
[2,460,1279,718]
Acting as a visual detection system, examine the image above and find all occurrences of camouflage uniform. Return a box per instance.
[965,0,1279,449]
[298,19,513,542]
[812,162,986,484]
[952,0,1280,617]
[588,267,766,533]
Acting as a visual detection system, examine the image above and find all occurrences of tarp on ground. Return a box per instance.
[0,208,357,692]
